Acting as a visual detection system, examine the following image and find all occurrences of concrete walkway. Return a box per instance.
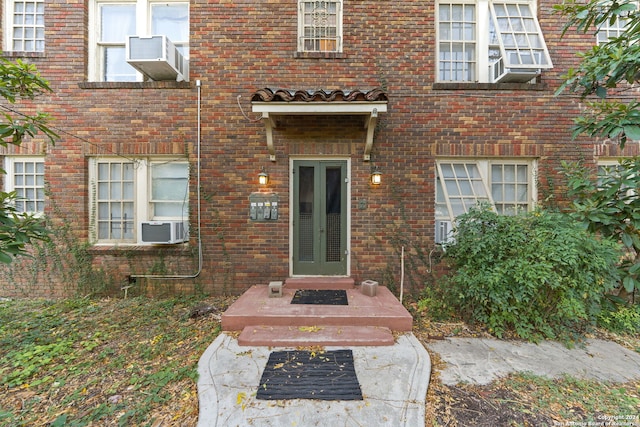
[196,333,640,426]
[425,337,640,385]
[197,332,431,427]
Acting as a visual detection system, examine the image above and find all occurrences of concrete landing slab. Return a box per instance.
[238,325,395,346]
[426,337,640,386]
[197,332,431,427]
[221,285,413,332]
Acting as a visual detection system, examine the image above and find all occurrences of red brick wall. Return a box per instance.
[0,0,638,298]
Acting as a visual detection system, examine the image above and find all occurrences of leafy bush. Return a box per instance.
[442,206,621,343]
[598,304,640,335]
[562,157,640,296]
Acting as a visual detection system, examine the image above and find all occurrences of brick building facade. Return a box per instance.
[0,0,638,297]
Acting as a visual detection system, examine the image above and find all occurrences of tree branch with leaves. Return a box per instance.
[554,0,640,148]
[0,58,58,263]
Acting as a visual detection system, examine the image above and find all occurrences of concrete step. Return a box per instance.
[238,325,395,347]
[221,285,413,332]
[284,277,355,289]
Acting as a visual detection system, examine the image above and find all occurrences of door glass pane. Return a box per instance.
[298,166,314,262]
[325,166,341,262]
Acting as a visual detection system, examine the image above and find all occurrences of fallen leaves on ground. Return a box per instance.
[1,298,638,426]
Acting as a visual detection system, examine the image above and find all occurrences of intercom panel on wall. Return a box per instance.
[249,193,279,222]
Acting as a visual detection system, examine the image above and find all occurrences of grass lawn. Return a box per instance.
[1,297,639,426]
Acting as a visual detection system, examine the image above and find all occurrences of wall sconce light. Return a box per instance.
[258,168,269,185]
[371,166,382,185]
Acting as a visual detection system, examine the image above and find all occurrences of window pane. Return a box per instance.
[490,2,550,69]
[98,182,108,199]
[154,202,185,217]
[445,180,460,196]
[151,162,189,218]
[104,46,137,82]
[438,2,476,81]
[153,181,188,200]
[123,181,134,199]
[98,222,109,239]
[517,184,528,202]
[11,0,45,52]
[300,0,341,52]
[151,3,189,42]
[452,163,467,178]
[100,4,135,42]
[10,158,45,213]
[435,178,448,218]
[491,163,529,215]
[458,180,472,195]
[596,6,634,45]
[98,3,136,82]
[450,199,465,216]
[503,164,515,180]
[96,161,135,241]
[472,180,486,195]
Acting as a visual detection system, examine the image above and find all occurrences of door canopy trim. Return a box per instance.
[251,88,388,162]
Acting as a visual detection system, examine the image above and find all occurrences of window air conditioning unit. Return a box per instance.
[435,220,453,245]
[126,35,188,82]
[140,220,188,244]
[491,52,542,83]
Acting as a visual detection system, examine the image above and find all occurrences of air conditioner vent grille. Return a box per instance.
[129,36,164,60]
[140,220,188,244]
[126,35,188,82]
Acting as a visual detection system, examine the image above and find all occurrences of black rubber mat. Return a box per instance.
[256,349,363,401]
[290,289,348,305]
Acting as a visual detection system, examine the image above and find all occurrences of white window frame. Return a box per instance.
[88,0,189,82]
[297,0,343,53]
[89,157,189,244]
[3,0,45,52]
[435,159,537,243]
[436,0,552,83]
[3,156,46,215]
[596,2,638,45]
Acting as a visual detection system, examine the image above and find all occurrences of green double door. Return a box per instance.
[292,160,348,276]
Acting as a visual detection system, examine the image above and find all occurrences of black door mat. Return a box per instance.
[256,349,363,401]
[290,289,348,305]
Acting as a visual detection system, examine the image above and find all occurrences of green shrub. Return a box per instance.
[442,206,621,343]
[598,303,640,335]
[561,157,640,296]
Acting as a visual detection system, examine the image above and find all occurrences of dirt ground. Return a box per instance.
[416,324,554,427]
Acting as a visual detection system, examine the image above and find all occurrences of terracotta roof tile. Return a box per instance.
[251,88,388,103]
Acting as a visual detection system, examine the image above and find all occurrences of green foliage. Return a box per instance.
[0,297,219,426]
[0,58,58,149]
[598,303,640,334]
[1,339,76,388]
[0,192,118,296]
[0,58,59,264]
[0,192,49,264]
[571,100,640,149]
[442,206,621,343]
[553,0,640,147]
[507,373,640,421]
[562,157,640,295]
